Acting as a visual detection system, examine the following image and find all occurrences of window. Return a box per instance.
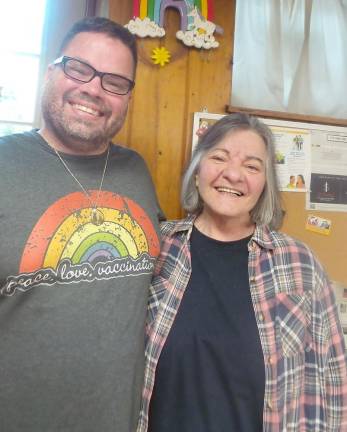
[0,0,47,137]
[231,0,347,118]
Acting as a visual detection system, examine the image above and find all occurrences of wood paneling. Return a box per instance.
[226,105,347,127]
[110,0,236,219]
[109,1,347,285]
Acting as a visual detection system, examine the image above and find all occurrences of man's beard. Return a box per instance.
[41,84,127,153]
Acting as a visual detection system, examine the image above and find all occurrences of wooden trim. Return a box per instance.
[225,105,347,127]
[85,0,97,17]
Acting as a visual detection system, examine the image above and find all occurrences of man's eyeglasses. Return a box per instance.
[53,56,135,95]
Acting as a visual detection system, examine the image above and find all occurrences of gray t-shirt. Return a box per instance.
[0,131,161,432]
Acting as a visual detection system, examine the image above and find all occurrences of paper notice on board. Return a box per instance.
[270,126,311,192]
[306,215,332,235]
[307,130,347,212]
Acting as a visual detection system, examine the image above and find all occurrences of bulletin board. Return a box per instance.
[192,110,347,287]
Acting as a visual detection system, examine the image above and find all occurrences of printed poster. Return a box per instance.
[270,126,311,192]
[307,130,347,212]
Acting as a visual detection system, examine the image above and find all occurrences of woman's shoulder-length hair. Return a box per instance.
[181,112,284,230]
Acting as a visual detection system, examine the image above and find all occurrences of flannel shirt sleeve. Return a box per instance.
[146,230,170,334]
[316,266,347,430]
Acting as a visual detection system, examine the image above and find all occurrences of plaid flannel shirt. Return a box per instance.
[137,216,347,432]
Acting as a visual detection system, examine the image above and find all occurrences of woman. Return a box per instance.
[137,113,347,432]
[296,174,306,188]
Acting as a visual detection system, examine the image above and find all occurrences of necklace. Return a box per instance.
[52,145,110,226]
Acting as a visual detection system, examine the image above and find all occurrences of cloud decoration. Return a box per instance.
[125,17,165,38]
[176,30,219,49]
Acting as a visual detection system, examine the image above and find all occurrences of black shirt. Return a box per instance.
[148,226,265,432]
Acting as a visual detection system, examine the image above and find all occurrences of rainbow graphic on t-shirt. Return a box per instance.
[20,191,159,273]
[0,191,159,297]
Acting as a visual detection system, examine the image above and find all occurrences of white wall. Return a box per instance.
[34,0,88,127]
[33,0,110,127]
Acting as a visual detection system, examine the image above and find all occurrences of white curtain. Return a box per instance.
[231,0,347,118]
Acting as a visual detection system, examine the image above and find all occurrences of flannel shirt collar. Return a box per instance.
[162,214,277,251]
[160,214,195,237]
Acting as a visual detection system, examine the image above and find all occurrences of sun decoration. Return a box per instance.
[151,46,171,66]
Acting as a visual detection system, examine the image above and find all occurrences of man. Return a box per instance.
[0,17,162,432]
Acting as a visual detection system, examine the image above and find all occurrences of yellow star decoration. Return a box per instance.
[151,47,171,67]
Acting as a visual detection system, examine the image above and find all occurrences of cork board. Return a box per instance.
[281,191,347,286]
[193,110,347,285]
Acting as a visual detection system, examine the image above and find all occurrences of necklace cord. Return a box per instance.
[52,144,110,210]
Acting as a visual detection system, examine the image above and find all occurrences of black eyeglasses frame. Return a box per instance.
[53,55,135,96]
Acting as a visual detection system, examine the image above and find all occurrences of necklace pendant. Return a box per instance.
[91,208,104,225]
[52,145,110,225]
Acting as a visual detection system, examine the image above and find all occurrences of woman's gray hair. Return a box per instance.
[181,112,284,230]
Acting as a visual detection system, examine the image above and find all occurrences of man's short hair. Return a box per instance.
[58,17,138,74]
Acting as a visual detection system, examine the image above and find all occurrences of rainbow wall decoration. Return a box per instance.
[126,0,220,49]
[133,0,214,22]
